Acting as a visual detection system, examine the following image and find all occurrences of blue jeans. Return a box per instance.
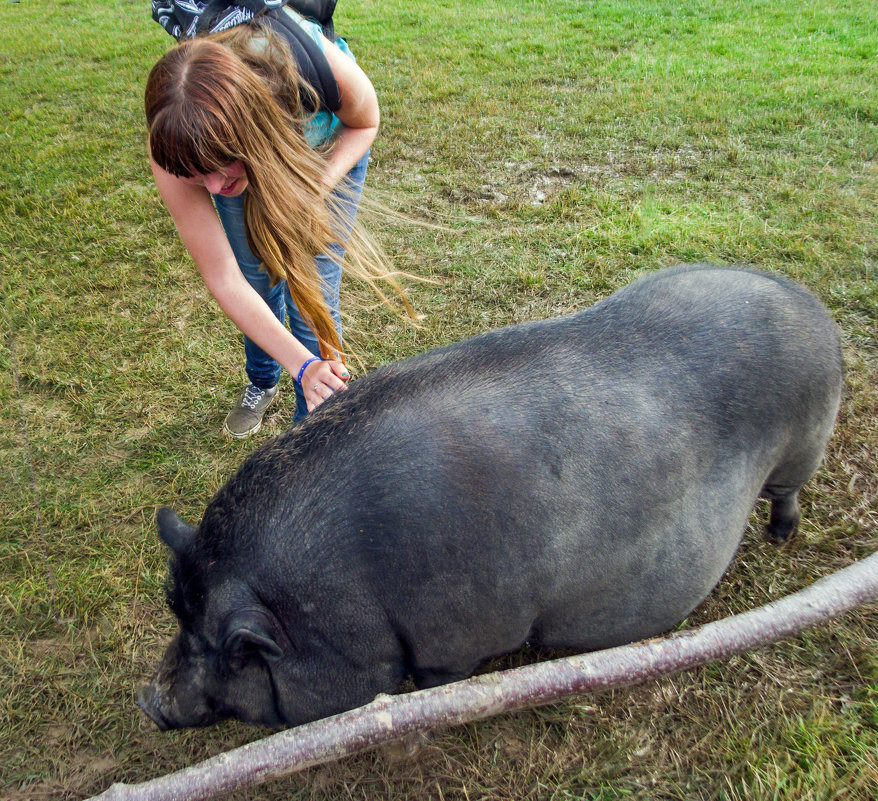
[213,151,369,420]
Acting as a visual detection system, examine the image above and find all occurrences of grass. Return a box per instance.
[1,0,876,798]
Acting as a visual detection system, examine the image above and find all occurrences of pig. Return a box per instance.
[138,264,843,730]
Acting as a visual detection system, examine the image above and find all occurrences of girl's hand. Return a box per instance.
[301,358,350,412]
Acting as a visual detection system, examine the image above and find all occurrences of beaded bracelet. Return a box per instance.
[295,356,323,386]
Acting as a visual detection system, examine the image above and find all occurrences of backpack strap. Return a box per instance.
[259,7,341,113]
[287,0,338,41]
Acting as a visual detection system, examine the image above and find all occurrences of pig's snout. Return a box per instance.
[137,683,173,731]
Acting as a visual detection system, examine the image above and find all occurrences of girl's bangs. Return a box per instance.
[149,108,237,179]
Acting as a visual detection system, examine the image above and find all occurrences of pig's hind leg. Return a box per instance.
[760,484,801,544]
[759,437,831,544]
[758,389,840,544]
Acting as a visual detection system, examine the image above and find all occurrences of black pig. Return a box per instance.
[139,264,843,729]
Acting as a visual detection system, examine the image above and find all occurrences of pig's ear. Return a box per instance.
[222,612,284,661]
[156,506,196,554]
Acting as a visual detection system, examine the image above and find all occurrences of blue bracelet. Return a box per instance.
[296,356,322,386]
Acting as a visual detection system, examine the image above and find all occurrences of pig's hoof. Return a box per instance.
[765,518,799,544]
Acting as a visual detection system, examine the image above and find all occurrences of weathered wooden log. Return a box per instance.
[92,551,878,801]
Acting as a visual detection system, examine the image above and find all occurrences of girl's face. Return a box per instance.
[182,160,249,196]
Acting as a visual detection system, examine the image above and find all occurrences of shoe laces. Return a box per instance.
[242,385,265,410]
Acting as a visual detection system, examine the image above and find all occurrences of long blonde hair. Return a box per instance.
[145,22,409,359]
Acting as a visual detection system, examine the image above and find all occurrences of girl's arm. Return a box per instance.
[318,34,380,192]
[149,157,349,411]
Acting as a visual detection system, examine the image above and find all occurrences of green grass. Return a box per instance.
[1,0,876,798]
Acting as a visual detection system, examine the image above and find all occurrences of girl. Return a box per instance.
[145,4,392,436]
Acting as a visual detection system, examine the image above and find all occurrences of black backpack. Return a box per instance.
[151,0,341,111]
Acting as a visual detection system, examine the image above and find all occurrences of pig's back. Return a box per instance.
[234,265,842,665]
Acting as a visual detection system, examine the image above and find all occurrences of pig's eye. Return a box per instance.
[219,636,265,668]
[225,649,261,673]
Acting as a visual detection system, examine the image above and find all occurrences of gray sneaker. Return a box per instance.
[223,383,279,439]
